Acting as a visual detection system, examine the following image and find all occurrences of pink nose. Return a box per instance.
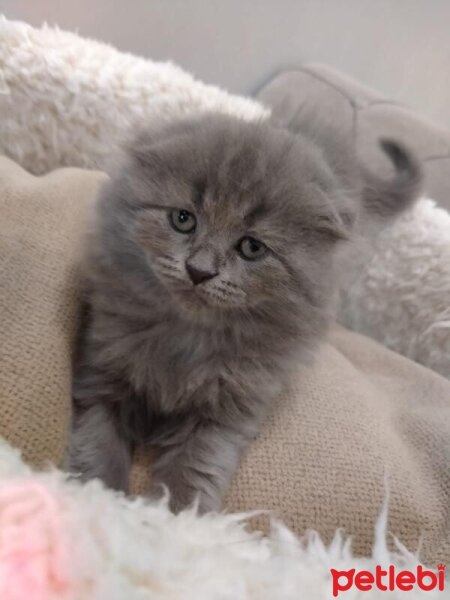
[185,262,218,285]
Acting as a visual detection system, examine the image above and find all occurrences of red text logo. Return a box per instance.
[330,564,446,596]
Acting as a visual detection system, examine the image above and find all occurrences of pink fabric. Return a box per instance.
[0,481,70,600]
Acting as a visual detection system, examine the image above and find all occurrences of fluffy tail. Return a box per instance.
[363,139,423,218]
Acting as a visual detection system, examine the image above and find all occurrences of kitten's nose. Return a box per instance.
[185,261,218,285]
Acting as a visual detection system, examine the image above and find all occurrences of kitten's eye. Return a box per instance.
[170,209,196,234]
[237,237,268,260]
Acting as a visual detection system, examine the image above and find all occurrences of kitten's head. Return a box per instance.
[101,113,356,324]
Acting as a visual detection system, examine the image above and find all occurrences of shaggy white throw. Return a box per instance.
[339,198,450,378]
[0,17,448,378]
[0,17,267,175]
[0,436,446,600]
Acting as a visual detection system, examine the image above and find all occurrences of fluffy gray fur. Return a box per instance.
[68,112,422,512]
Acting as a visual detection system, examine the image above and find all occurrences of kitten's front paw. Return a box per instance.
[193,493,222,515]
[148,481,221,514]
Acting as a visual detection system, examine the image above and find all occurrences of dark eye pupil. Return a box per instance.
[237,236,267,260]
[170,209,196,233]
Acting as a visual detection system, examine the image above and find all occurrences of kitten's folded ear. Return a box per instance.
[124,117,199,169]
[310,187,357,243]
[362,139,423,218]
[315,208,356,243]
[124,122,175,170]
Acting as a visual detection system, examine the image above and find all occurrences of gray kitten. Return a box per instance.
[68,113,421,512]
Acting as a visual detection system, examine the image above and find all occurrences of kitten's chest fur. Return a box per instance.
[89,295,289,417]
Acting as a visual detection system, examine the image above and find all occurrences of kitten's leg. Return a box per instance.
[150,415,259,513]
[67,401,132,492]
[67,300,134,491]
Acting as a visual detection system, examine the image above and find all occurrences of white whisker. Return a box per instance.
[200,289,244,307]
[213,285,246,300]
[219,281,241,292]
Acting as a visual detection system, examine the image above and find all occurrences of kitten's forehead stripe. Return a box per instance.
[192,178,207,208]
[243,202,269,227]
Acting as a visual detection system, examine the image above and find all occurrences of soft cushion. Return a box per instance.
[0,156,106,466]
[338,198,450,379]
[256,64,450,213]
[0,156,449,565]
[0,18,267,176]
[227,326,450,563]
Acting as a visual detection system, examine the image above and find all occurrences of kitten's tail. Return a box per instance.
[362,139,423,218]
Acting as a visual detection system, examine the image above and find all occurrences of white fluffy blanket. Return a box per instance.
[0,17,448,378]
[0,437,447,599]
[339,198,450,378]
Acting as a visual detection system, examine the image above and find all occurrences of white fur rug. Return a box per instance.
[0,17,449,378]
[338,198,450,378]
[0,437,446,599]
[0,17,267,176]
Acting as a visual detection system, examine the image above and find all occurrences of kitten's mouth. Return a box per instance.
[173,284,239,314]
[168,286,227,322]
[177,287,210,307]
[153,259,244,311]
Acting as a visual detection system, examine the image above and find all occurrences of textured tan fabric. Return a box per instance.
[1,156,449,565]
[0,156,106,467]
[226,327,450,564]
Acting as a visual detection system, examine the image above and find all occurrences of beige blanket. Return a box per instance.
[0,156,449,564]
